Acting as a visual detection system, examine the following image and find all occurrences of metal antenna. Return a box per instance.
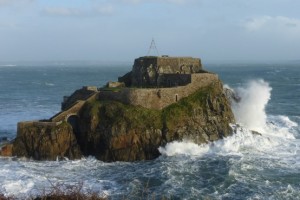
[147,38,160,56]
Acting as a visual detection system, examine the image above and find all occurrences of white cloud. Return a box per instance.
[95,5,114,15]
[243,16,300,39]
[244,16,300,32]
[244,16,272,31]
[43,5,114,17]
[0,21,17,29]
[121,0,141,4]
[43,7,81,17]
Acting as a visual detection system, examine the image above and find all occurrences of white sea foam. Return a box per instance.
[158,141,210,156]
[159,124,283,157]
[0,157,118,199]
[45,82,55,86]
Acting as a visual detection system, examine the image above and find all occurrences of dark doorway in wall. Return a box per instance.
[67,115,80,138]
[175,94,178,102]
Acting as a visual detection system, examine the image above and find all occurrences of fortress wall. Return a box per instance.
[51,101,86,122]
[52,93,98,122]
[98,88,132,105]
[133,57,157,69]
[62,87,97,111]
[131,57,203,87]
[157,74,191,87]
[98,73,219,110]
[157,57,202,74]
[157,57,201,68]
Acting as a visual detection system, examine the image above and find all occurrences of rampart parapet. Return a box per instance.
[99,73,218,110]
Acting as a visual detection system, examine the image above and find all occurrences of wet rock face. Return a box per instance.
[76,101,163,162]
[223,87,241,103]
[12,122,82,160]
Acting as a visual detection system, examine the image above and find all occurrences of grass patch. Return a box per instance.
[99,101,162,130]
[162,85,215,131]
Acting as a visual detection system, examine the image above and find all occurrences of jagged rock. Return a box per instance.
[0,144,13,157]
[73,80,234,162]
[223,87,241,103]
[12,122,82,160]
[251,130,262,136]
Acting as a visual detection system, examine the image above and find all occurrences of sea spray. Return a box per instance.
[231,79,272,133]
[159,125,276,157]
[158,140,210,156]
[159,79,296,157]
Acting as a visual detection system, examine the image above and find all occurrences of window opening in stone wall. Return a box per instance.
[175,94,178,102]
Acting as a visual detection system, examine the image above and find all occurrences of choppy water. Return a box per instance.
[0,63,299,199]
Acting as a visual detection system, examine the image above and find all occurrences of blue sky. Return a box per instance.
[0,0,300,62]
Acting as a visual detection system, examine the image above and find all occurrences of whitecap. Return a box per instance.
[158,140,210,157]
[45,82,55,86]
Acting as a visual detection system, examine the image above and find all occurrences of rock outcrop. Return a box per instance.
[0,56,235,162]
[75,80,234,161]
[12,122,82,160]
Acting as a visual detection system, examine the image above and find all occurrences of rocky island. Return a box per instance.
[1,56,235,162]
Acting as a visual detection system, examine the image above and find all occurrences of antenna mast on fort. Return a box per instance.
[147,39,160,56]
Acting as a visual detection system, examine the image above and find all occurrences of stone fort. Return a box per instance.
[2,55,219,158]
[98,55,218,110]
[19,55,219,126]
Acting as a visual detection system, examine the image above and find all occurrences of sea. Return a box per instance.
[0,62,299,199]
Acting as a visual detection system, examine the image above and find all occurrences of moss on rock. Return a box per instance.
[12,122,82,160]
[10,80,234,162]
[75,80,234,162]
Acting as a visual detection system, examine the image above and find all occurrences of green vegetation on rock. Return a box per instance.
[9,80,234,162]
[74,80,234,161]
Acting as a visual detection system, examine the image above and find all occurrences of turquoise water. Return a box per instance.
[0,63,299,199]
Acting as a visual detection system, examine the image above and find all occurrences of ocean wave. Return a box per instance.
[160,79,299,159]
[0,157,118,199]
[159,118,297,158]
[158,113,300,199]
[45,82,55,86]
[231,79,272,133]
[1,77,300,199]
